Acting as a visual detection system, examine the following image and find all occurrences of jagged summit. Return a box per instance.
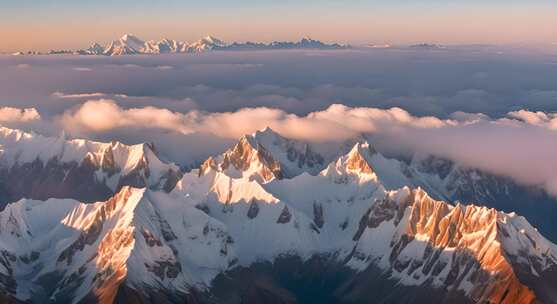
[315,141,384,187]
[203,35,224,44]
[244,126,287,149]
[199,127,325,182]
[252,125,278,137]
[345,142,376,174]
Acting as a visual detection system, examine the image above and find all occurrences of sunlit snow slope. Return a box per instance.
[0,127,556,303]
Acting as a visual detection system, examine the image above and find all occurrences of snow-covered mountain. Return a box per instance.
[225,36,347,51]
[204,128,557,243]
[1,135,556,303]
[184,35,227,53]
[199,127,325,183]
[0,186,234,303]
[0,127,182,209]
[16,34,349,56]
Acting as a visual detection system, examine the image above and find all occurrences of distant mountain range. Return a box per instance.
[11,34,349,56]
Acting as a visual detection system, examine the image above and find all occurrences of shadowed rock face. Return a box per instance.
[0,157,113,208]
[247,200,260,219]
[284,143,325,176]
[276,206,292,224]
[0,142,182,210]
[0,250,17,303]
[114,284,198,304]
[205,256,474,304]
[313,202,324,229]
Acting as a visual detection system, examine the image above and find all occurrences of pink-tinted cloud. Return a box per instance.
[3,100,557,197]
[58,99,192,134]
[52,100,557,196]
[507,110,557,130]
[0,107,41,123]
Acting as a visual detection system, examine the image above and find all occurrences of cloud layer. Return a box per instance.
[2,47,557,118]
[1,47,557,195]
[2,99,556,197]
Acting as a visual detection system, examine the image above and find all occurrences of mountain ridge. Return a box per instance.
[15,34,349,56]
[1,125,557,303]
[0,126,182,209]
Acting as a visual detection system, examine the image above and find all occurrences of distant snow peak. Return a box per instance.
[203,35,225,45]
[19,34,348,56]
[86,43,104,55]
[121,33,142,43]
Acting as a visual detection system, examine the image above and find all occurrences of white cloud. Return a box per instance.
[507,109,557,130]
[52,91,107,99]
[72,67,92,72]
[58,101,453,142]
[0,107,41,123]
[55,100,557,197]
[156,65,174,70]
[58,99,192,134]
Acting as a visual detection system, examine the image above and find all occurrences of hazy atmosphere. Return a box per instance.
[2,47,557,195]
[1,1,557,303]
[2,0,557,52]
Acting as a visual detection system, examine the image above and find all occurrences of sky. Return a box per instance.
[1,0,557,52]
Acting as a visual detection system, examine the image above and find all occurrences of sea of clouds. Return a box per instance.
[1,46,557,194]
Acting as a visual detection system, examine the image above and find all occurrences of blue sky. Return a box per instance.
[1,0,556,51]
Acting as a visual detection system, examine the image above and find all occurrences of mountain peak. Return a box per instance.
[257,126,275,134]
[344,142,376,175]
[320,141,378,183]
[252,126,282,141]
[200,35,226,47]
[200,128,327,181]
[347,141,375,157]
[121,33,142,42]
